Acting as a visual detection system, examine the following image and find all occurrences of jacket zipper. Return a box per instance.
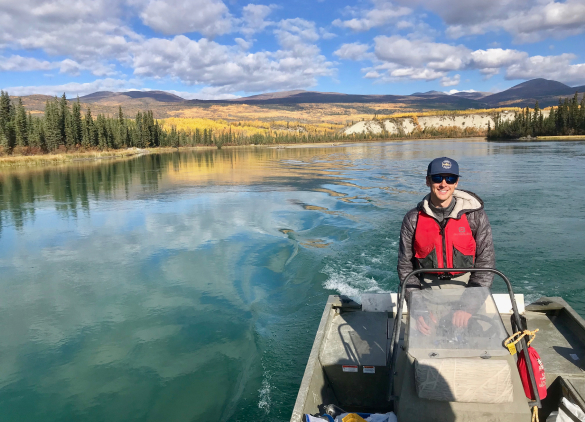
[430,217,448,270]
[440,226,447,269]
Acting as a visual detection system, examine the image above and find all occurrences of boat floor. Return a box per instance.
[291,296,585,422]
[509,311,585,383]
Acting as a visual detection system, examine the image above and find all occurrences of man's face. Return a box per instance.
[426,174,458,205]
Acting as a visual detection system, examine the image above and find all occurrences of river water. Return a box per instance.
[0,139,584,421]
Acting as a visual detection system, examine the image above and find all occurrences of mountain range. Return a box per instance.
[73,78,584,108]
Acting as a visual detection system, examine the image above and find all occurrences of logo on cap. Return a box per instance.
[442,160,451,169]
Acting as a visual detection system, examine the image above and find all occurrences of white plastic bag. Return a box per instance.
[306,415,329,422]
[366,412,397,422]
[558,398,585,422]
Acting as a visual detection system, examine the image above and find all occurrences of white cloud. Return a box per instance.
[0,2,335,95]
[174,87,240,100]
[240,4,275,36]
[446,89,477,94]
[0,0,137,61]
[0,55,54,72]
[389,67,445,81]
[3,78,135,97]
[274,18,320,49]
[332,0,411,32]
[0,55,116,77]
[334,43,372,61]
[319,27,337,39]
[131,33,334,93]
[347,36,581,86]
[469,48,528,69]
[374,36,469,71]
[440,74,460,87]
[506,53,585,85]
[394,0,585,42]
[140,0,233,37]
[155,87,240,100]
[364,71,381,79]
[234,38,252,50]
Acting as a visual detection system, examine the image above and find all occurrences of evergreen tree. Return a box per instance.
[44,99,62,152]
[83,108,97,148]
[116,106,126,148]
[29,118,47,151]
[71,97,83,146]
[532,101,540,135]
[580,96,585,131]
[59,93,69,144]
[96,114,108,149]
[0,90,16,150]
[569,92,579,130]
[15,98,29,147]
[135,111,145,148]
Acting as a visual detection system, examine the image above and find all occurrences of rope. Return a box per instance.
[506,330,541,420]
[532,405,539,422]
[504,328,539,348]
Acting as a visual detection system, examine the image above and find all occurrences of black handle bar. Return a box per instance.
[387,268,541,409]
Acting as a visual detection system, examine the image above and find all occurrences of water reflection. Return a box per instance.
[0,139,584,422]
[0,139,497,233]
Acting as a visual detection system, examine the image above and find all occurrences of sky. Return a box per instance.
[1,0,585,99]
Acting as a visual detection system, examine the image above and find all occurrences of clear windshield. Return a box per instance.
[408,287,509,359]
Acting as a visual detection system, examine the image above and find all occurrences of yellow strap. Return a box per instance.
[532,405,539,422]
[504,329,539,349]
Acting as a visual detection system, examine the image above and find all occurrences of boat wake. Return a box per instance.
[258,370,272,414]
[322,262,390,302]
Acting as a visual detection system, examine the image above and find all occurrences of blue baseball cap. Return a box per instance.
[427,157,459,176]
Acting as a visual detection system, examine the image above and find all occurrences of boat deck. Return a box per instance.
[290,295,585,422]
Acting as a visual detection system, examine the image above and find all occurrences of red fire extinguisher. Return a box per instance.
[505,329,547,400]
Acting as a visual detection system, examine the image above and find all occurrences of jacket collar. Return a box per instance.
[418,189,484,220]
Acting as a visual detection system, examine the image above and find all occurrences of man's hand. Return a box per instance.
[416,312,437,336]
[452,310,472,327]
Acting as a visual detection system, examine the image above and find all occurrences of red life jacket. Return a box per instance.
[413,211,476,275]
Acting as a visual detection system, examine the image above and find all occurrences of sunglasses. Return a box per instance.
[430,174,459,184]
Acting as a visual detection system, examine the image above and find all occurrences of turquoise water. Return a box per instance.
[0,139,584,421]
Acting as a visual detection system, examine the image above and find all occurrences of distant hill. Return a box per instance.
[80,90,185,103]
[79,91,116,101]
[187,90,482,109]
[13,78,585,120]
[234,90,308,101]
[450,92,489,100]
[67,79,585,108]
[411,90,447,96]
[482,79,578,106]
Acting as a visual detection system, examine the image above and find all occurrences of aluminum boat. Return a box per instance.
[291,269,585,422]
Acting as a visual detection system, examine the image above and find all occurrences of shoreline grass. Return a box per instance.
[0,137,489,168]
[0,148,148,168]
[535,135,585,140]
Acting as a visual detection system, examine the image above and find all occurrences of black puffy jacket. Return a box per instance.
[397,189,496,306]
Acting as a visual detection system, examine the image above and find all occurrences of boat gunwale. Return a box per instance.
[290,295,337,422]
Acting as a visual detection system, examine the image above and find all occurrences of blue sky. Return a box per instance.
[1,0,585,99]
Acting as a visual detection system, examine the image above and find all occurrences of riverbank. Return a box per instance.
[488,135,585,142]
[0,138,485,167]
[0,146,217,168]
[536,135,585,140]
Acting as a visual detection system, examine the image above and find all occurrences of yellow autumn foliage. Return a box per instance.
[159,117,345,136]
[376,108,522,120]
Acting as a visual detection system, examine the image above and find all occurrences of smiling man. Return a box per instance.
[397,157,495,335]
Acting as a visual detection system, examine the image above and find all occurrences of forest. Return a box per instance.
[488,92,585,139]
[0,91,385,154]
[0,90,510,156]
